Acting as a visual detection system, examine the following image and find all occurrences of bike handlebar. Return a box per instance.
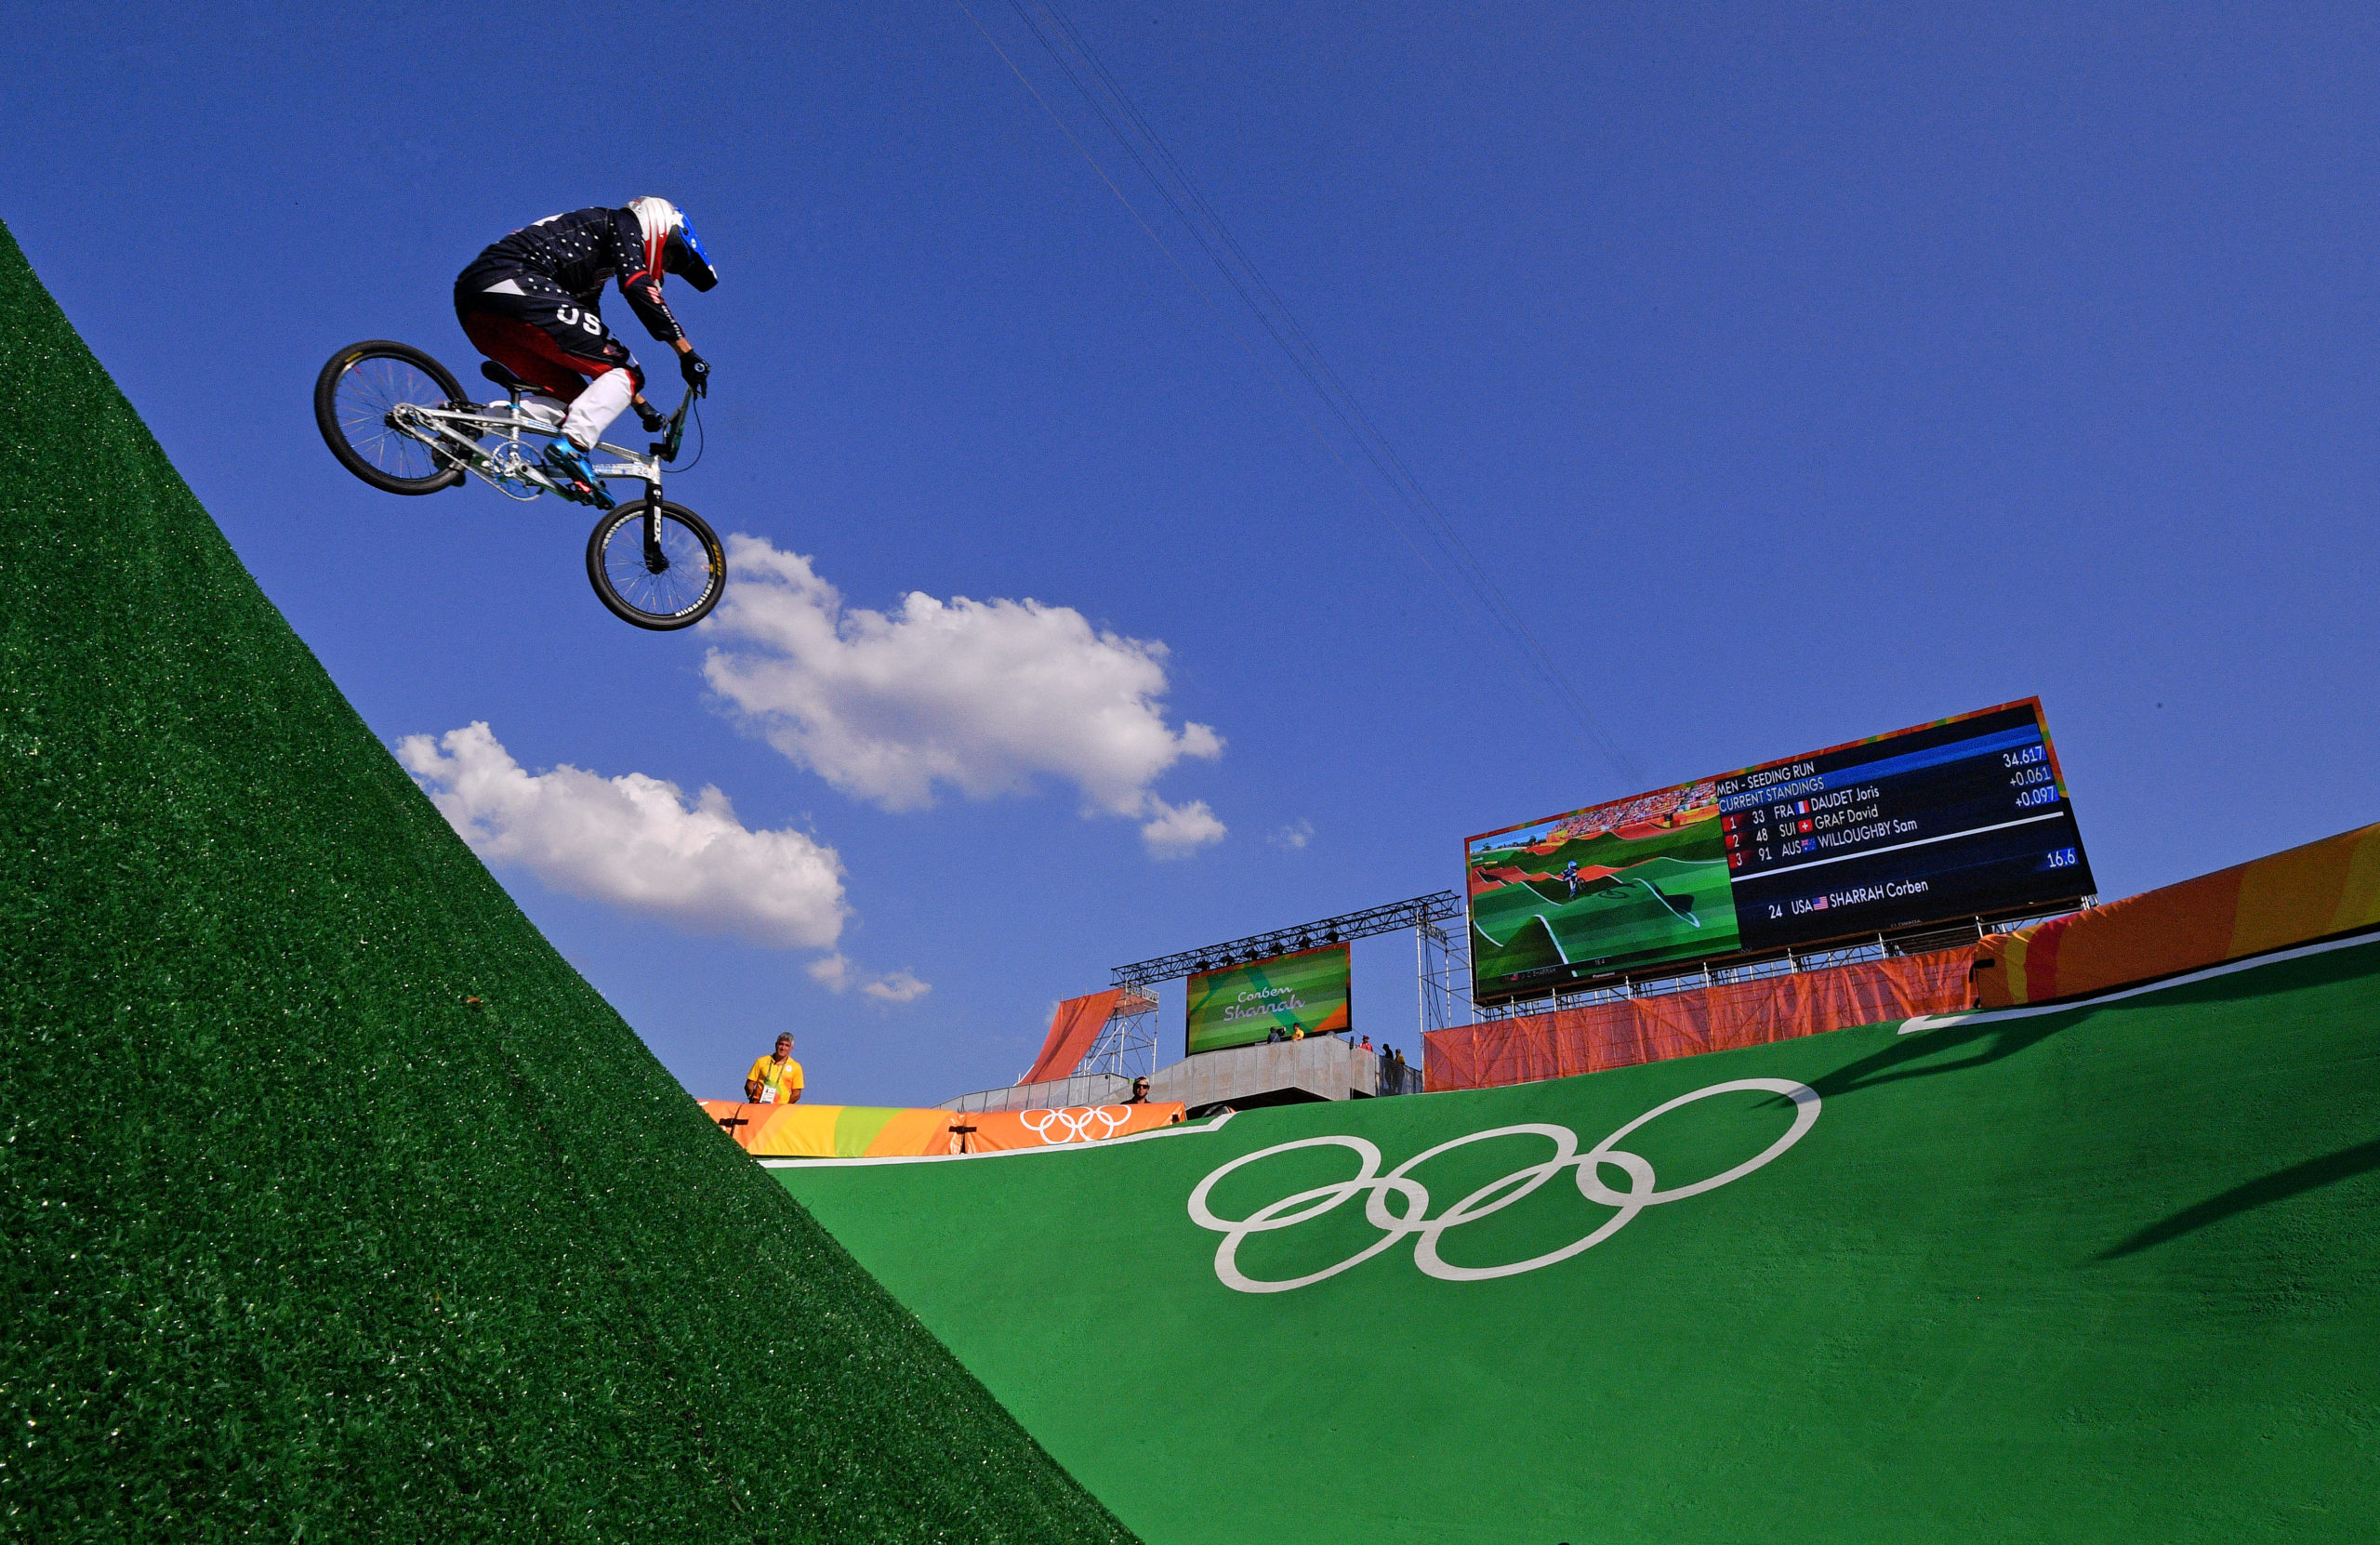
[652,385,697,463]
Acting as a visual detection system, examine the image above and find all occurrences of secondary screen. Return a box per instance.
[1185,944,1353,1055]
[1465,700,2094,1002]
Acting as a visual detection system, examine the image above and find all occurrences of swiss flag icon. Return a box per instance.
[1798,819,1814,833]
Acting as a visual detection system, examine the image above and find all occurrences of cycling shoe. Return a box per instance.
[540,441,615,510]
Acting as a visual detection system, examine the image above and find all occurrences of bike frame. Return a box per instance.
[386,386,694,540]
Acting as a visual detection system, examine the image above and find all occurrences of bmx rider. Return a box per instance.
[453,198,717,508]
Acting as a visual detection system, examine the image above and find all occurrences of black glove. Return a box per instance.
[635,400,669,434]
[679,349,710,396]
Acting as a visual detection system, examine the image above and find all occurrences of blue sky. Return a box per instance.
[7,1,2374,1106]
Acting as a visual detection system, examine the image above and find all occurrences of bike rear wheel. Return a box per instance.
[585,498,726,630]
[314,340,469,495]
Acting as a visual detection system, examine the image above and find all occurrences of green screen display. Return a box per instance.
[1184,944,1352,1055]
[1467,780,1737,995]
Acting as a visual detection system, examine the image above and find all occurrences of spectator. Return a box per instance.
[744,1034,804,1105]
[1359,1035,1373,1053]
[1289,1024,1306,1041]
[1267,1026,1286,1044]
[1126,1076,1151,1104]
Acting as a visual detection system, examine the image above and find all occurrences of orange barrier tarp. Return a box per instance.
[1019,988,1125,1087]
[1423,949,1975,1092]
[697,1099,1184,1156]
[1977,819,2380,1008]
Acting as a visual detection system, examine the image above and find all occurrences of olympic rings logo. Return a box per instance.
[1020,1105,1133,1144]
[1185,1078,1820,1292]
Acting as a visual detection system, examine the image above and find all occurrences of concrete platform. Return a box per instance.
[1147,1036,1420,1115]
[938,1039,1423,1116]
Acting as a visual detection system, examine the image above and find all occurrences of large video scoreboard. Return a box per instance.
[1464,699,2095,1003]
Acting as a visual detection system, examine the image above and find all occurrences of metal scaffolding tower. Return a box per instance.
[1417,908,1472,1037]
[1076,986,1160,1079]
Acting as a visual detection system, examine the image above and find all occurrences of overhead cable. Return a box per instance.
[954,0,1640,784]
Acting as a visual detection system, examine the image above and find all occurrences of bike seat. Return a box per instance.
[480,361,534,393]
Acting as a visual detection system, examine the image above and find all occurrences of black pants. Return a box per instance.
[453,263,644,399]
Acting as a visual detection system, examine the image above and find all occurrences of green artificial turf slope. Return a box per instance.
[0,221,1135,1543]
[779,939,2380,1545]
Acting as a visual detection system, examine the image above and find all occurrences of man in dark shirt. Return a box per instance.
[454,198,718,506]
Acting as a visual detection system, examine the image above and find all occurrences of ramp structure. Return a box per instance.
[775,933,2380,1544]
[0,223,1134,1542]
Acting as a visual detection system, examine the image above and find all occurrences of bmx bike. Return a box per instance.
[312,340,725,630]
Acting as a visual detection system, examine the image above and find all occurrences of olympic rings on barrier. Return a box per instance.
[1019,1105,1133,1145]
[1184,1078,1820,1292]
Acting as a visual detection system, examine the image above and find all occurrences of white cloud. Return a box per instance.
[701,535,1223,819]
[1269,819,1315,852]
[395,722,847,950]
[807,950,932,1005]
[861,971,932,1004]
[1142,797,1227,859]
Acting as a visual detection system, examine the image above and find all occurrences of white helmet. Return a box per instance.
[625,197,719,292]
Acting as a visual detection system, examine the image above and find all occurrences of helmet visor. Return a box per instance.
[667,218,719,292]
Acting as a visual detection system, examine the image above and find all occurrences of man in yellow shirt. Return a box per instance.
[744,1034,804,1104]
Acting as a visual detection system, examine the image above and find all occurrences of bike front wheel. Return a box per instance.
[314,340,469,495]
[585,498,727,630]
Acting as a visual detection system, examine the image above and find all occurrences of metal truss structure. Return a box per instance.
[1076,986,1160,1079]
[1105,891,1467,1049]
[1110,891,1462,993]
[1417,907,1473,1037]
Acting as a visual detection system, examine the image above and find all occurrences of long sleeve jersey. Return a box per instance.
[458,206,687,344]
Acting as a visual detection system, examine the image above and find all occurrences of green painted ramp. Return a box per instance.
[0,220,1130,1542]
[776,938,2380,1543]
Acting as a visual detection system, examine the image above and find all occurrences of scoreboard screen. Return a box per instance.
[1464,699,2095,1002]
